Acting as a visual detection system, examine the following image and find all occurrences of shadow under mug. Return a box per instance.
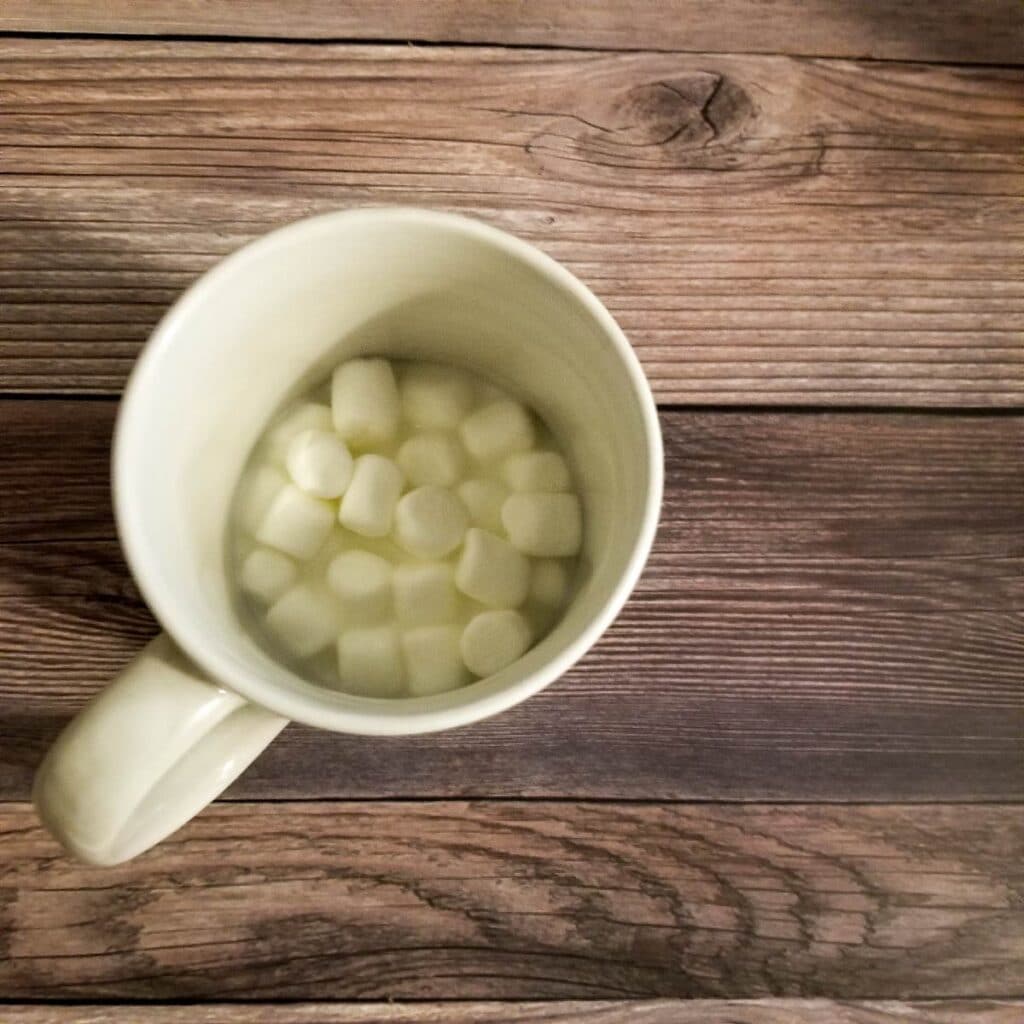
[34,208,664,865]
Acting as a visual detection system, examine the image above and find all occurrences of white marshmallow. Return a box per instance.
[455,527,530,608]
[393,485,468,559]
[457,478,509,534]
[286,429,353,498]
[529,559,571,607]
[393,562,460,626]
[502,493,582,557]
[397,432,465,488]
[255,484,335,560]
[265,402,334,463]
[265,584,338,658]
[332,358,400,447]
[337,625,405,697]
[236,464,287,534]
[239,547,298,605]
[339,454,405,537]
[460,400,534,463]
[401,626,469,696]
[400,362,475,430]
[327,549,392,622]
[503,451,570,493]
[460,610,531,678]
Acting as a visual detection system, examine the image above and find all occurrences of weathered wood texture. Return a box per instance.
[2,0,1022,64]
[2,802,1022,999]
[1,40,1021,405]
[4,1000,1024,1024]
[3,400,1021,801]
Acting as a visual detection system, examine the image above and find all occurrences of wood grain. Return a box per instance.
[2,802,1022,999]
[1,0,1022,64]
[1,39,1021,405]
[2,400,1021,802]
[4,1000,1024,1023]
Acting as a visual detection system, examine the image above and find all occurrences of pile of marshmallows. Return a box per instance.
[235,358,582,698]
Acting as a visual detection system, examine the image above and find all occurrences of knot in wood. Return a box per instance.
[587,73,753,151]
[525,70,757,174]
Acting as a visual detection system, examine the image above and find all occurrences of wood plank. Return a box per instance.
[1,39,1021,406]
[4,1001,1024,1023]
[1,802,1022,999]
[1,0,1022,64]
[2,400,1021,802]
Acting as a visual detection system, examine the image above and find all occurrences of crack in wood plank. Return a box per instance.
[0,0,1022,64]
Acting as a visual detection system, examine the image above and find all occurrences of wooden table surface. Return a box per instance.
[1,3,1022,1021]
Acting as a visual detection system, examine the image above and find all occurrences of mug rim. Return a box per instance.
[113,207,663,734]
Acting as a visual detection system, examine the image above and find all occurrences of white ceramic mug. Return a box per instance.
[33,208,663,865]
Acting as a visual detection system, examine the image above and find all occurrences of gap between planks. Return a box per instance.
[0,0,1021,64]
[2,999,1024,1023]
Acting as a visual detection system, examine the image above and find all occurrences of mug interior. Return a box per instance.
[115,209,661,733]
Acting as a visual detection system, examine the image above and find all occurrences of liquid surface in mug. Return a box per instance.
[230,358,582,699]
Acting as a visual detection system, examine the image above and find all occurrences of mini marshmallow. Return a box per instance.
[457,478,508,534]
[460,609,531,678]
[236,464,287,533]
[327,549,392,622]
[455,527,530,608]
[393,562,460,626]
[401,625,469,696]
[460,400,534,463]
[265,402,334,463]
[339,454,405,537]
[397,432,465,488]
[265,584,338,658]
[256,484,335,560]
[503,451,570,493]
[286,429,353,498]
[240,547,297,605]
[502,492,582,557]
[529,559,571,607]
[400,362,475,431]
[337,625,405,697]
[332,358,400,447]
[393,485,468,559]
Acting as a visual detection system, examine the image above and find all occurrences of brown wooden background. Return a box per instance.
[1,2,1022,1021]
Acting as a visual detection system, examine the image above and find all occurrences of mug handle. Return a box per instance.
[33,634,288,865]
